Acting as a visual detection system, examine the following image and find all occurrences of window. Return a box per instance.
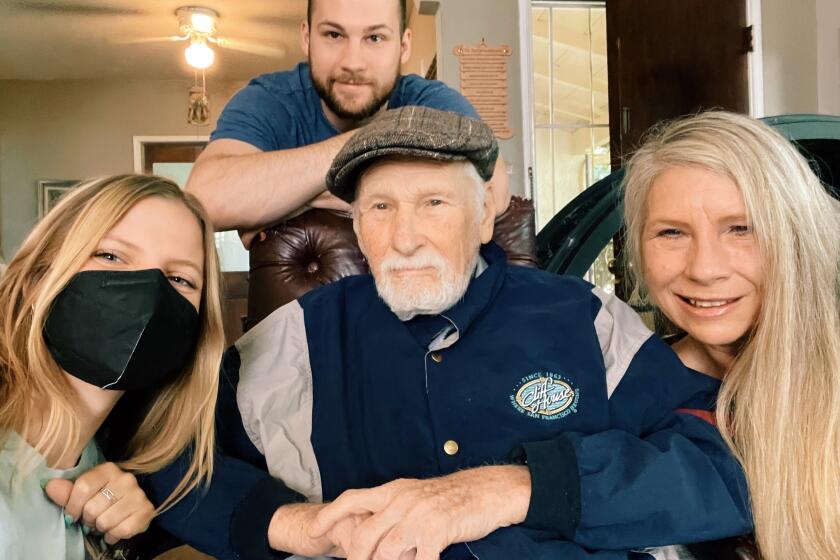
[530,1,613,290]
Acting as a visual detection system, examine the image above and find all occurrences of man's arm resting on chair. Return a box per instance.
[186,138,510,246]
[185,135,354,234]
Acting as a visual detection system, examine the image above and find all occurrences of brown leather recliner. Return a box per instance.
[245,196,537,329]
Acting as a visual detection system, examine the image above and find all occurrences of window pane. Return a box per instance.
[531,0,611,277]
[532,7,551,124]
[215,231,250,272]
[550,127,585,212]
[551,7,593,127]
[152,162,192,187]
[590,7,609,126]
[532,3,610,232]
[586,240,615,294]
[534,127,554,228]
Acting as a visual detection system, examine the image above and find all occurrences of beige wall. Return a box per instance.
[437,0,525,197]
[817,0,840,115]
[0,79,245,257]
[761,0,819,115]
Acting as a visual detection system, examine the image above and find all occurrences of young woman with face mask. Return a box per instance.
[0,174,225,559]
[623,111,840,559]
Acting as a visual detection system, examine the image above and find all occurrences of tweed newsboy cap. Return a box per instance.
[326,106,498,202]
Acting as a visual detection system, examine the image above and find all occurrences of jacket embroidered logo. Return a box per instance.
[511,373,579,420]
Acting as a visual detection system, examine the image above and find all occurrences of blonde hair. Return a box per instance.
[623,111,840,559]
[0,174,225,512]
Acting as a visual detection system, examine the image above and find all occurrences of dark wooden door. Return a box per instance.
[605,0,750,300]
[606,0,750,167]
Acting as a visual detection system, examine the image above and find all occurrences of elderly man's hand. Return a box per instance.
[309,465,531,560]
[268,502,369,557]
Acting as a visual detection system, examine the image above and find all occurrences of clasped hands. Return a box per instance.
[270,465,530,560]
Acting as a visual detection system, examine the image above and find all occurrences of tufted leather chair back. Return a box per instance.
[246,195,537,329]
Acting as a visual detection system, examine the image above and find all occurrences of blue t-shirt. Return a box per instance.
[211,62,479,152]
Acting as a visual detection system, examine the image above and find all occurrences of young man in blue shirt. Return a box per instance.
[186,0,510,245]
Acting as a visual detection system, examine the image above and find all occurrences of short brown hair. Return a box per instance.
[307,0,407,33]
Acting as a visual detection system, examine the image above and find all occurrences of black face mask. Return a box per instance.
[43,269,200,391]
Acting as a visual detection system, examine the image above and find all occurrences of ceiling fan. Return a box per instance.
[121,6,287,69]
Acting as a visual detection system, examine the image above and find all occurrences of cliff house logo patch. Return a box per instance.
[511,372,579,420]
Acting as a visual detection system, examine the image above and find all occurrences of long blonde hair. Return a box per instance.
[0,174,225,511]
[623,111,840,559]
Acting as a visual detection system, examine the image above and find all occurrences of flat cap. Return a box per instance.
[326,106,498,202]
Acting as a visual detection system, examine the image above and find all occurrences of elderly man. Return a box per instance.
[144,107,750,560]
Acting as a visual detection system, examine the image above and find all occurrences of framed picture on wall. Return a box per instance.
[38,179,79,219]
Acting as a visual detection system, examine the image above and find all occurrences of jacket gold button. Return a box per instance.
[431,352,443,363]
[443,440,459,455]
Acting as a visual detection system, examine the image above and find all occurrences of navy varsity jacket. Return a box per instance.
[142,243,752,559]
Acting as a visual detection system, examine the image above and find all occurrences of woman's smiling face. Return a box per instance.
[642,166,763,353]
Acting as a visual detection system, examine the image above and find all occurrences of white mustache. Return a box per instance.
[381,254,445,273]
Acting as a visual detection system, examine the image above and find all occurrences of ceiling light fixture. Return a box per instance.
[119,5,282,125]
[185,38,215,69]
[176,6,219,69]
[189,12,216,34]
[176,6,218,36]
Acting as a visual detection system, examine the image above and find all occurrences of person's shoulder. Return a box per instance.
[299,274,376,309]
[244,63,314,99]
[391,74,479,118]
[394,74,457,99]
[506,265,595,296]
[240,274,376,344]
[500,266,609,319]
[397,72,441,88]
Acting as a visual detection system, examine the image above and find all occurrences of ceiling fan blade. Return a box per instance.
[214,37,286,58]
[115,35,188,46]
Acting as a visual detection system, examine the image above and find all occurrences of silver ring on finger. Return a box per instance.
[99,486,120,506]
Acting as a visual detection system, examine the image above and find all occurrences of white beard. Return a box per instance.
[374,251,477,321]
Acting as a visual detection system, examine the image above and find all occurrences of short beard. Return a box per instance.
[310,63,399,122]
[374,252,478,321]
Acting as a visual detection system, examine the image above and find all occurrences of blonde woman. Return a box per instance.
[624,111,840,559]
[0,175,225,559]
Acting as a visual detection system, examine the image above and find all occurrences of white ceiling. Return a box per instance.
[0,0,308,80]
